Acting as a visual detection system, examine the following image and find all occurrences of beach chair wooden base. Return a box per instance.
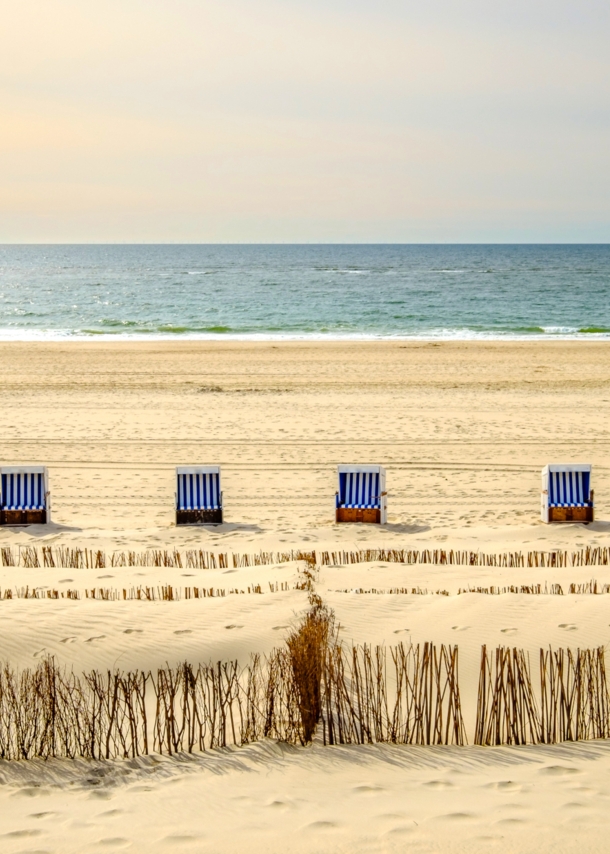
[336,507,381,524]
[548,506,594,523]
[0,509,47,526]
[176,509,223,525]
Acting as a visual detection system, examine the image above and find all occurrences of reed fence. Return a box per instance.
[318,547,610,568]
[334,580,610,596]
[0,581,290,602]
[321,642,466,746]
[2,578,610,603]
[475,644,610,746]
[2,640,610,760]
[2,545,609,571]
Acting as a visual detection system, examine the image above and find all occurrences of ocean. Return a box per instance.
[0,244,608,340]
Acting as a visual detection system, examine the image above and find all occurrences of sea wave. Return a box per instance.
[0,245,608,343]
[0,326,608,342]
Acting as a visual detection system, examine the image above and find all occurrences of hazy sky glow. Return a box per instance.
[1,0,609,242]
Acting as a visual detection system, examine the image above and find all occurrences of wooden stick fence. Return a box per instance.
[475,646,541,746]
[0,653,309,761]
[321,642,466,747]
[540,647,610,743]
[2,579,609,603]
[2,545,609,571]
[333,582,610,596]
[318,547,610,568]
[1,642,610,760]
[0,642,466,760]
[0,581,292,602]
[475,645,610,746]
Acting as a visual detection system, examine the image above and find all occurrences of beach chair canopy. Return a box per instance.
[336,465,386,509]
[543,464,592,507]
[0,466,48,511]
[176,466,222,511]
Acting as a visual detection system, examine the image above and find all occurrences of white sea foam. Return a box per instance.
[0,327,608,343]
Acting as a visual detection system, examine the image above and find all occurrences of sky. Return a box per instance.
[1,0,609,243]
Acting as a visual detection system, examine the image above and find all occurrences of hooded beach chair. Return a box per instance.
[0,466,50,525]
[541,464,594,523]
[335,465,387,524]
[176,466,223,524]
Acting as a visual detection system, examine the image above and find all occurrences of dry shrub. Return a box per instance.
[286,593,336,743]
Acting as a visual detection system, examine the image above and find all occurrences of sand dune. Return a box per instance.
[1,740,610,853]
[0,340,609,852]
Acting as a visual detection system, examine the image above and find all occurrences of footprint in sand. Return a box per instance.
[60,637,77,644]
[393,629,410,634]
[501,628,518,635]
[272,625,290,631]
[539,765,580,776]
[266,800,293,811]
[85,636,106,643]
[385,823,417,835]
[174,630,192,635]
[97,575,114,579]
[224,625,244,630]
[305,821,339,830]
[2,829,43,838]
[451,626,470,631]
[123,629,143,634]
[559,624,578,631]
[436,812,477,821]
[59,578,74,583]
[33,649,47,658]
[12,786,52,799]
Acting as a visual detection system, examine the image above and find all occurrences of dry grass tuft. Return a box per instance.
[286,593,336,743]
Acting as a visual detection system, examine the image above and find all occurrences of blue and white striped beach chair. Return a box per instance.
[541,464,594,523]
[335,465,387,524]
[0,466,50,525]
[176,466,223,524]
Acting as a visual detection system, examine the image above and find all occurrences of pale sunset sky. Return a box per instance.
[1,0,609,242]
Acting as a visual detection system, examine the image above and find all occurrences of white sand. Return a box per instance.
[0,340,609,852]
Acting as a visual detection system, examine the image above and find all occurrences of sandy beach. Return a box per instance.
[0,339,609,853]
